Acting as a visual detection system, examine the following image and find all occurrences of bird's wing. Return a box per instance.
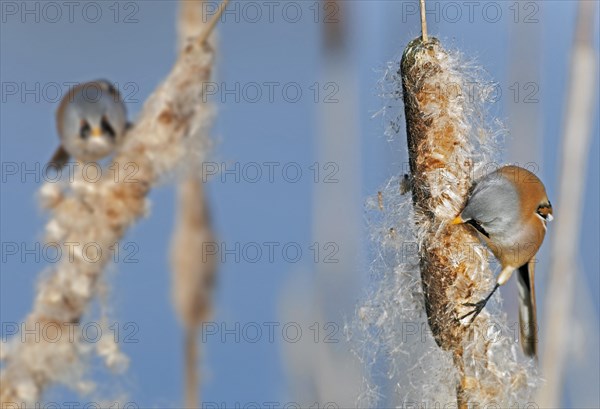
[516,258,538,358]
[47,145,70,171]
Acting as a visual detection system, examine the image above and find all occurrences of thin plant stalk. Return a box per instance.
[0,0,224,404]
[537,1,598,406]
[171,2,220,407]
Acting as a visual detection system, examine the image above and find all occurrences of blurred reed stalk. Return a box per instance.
[0,0,224,404]
[400,32,537,406]
[171,1,220,408]
[281,1,363,405]
[170,174,216,409]
[312,0,363,403]
[537,1,598,406]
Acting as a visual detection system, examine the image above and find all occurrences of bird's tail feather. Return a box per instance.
[516,259,538,358]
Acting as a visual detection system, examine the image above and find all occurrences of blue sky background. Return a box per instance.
[1,1,599,407]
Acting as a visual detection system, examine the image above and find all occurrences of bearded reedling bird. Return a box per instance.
[451,165,553,357]
[48,80,128,170]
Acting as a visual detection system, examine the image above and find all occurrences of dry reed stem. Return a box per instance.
[171,176,216,407]
[184,327,199,407]
[537,1,598,406]
[0,1,219,404]
[401,36,537,406]
[419,0,428,42]
[280,2,364,405]
[197,0,228,46]
[171,1,219,407]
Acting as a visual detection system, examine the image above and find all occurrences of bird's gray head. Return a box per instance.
[58,80,127,162]
[458,169,521,241]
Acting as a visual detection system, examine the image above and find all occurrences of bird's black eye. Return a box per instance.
[101,115,116,139]
[79,120,91,139]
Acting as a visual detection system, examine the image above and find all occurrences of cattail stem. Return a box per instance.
[401,35,538,406]
[402,36,472,351]
[173,3,219,407]
[0,1,218,405]
[185,327,199,408]
[198,0,229,45]
[402,37,473,405]
[171,175,216,408]
[419,0,428,42]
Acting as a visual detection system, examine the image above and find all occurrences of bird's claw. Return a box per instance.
[459,300,488,324]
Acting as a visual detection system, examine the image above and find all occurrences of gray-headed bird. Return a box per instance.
[49,80,128,170]
[452,165,553,357]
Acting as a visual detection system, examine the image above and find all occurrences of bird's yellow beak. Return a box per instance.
[90,127,103,138]
[451,216,463,225]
